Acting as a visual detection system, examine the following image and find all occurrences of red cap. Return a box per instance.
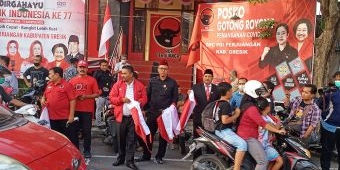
[77,60,88,67]
[159,60,168,66]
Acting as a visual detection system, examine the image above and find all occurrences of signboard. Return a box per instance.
[0,0,85,76]
[148,13,181,62]
[188,0,316,101]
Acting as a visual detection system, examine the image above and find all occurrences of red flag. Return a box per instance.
[175,91,196,135]
[157,105,179,143]
[130,105,152,153]
[98,3,114,58]
[186,9,202,67]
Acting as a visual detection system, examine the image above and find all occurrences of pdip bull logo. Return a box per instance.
[155,18,181,48]
[200,8,214,26]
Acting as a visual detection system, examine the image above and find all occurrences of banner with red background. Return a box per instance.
[149,14,182,62]
[187,0,316,101]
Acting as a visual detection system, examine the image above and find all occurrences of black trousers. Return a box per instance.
[117,116,136,164]
[320,126,340,170]
[74,111,92,153]
[50,119,77,148]
[140,114,168,159]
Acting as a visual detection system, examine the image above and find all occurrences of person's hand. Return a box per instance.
[77,95,86,100]
[41,97,47,106]
[234,108,241,117]
[122,97,131,103]
[260,47,270,60]
[277,129,286,135]
[67,115,74,124]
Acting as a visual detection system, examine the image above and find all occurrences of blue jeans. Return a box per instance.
[215,128,247,151]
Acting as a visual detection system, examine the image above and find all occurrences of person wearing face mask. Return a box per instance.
[320,71,340,170]
[23,55,49,89]
[114,55,130,81]
[0,55,18,95]
[230,78,247,110]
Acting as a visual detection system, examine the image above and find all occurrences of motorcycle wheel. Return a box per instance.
[191,155,228,170]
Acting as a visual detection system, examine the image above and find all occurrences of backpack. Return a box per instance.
[201,100,223,132]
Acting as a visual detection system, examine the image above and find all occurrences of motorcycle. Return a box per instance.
[183,127,319,170]
[14,104,78,127]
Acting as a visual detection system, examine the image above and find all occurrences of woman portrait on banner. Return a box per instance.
[6,40,24,74]
[21,40,49,74]
[293,18,314,72]
[259,23,298,69]
[47,43,70,71]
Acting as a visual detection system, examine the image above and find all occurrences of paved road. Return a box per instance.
[85,127,338,170]
[86,132,192,170]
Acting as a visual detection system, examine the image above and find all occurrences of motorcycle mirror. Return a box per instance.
[14,104,37,115]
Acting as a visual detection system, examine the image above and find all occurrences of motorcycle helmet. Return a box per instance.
[244,80,268,98]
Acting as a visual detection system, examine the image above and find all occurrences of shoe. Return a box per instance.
[154,158,164,164]
[112,160,124,166]
[135,156,150,162]
[126,163,138,170]
[83,152,92,158]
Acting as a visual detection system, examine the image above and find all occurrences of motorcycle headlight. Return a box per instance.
[295,160,319,170]
[0,154,29,170]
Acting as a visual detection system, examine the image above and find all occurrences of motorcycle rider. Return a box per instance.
[214,82,246,170]
[284,84,321,145]
[236,80,286,170]
[257,97,283,170]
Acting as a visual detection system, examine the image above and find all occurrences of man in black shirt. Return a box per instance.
[23,55,49,96]
[93,60,114,128]
[136,60,178,164]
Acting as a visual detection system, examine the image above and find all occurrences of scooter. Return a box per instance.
[14,104,40,123]
[14,104,79,127]
[183,127,319,170]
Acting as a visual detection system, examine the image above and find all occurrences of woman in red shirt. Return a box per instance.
[236,80,286,170]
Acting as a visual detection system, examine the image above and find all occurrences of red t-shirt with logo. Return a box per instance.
[44,79,77,120]
[69,75,100,113]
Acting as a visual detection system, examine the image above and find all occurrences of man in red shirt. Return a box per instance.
[110,65,147,170]
[69,60,100,158]
[41,67,77,146]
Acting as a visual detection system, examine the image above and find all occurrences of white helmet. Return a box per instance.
[244,80,268,98]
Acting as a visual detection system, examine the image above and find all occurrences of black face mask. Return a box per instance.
[34,63,40,67]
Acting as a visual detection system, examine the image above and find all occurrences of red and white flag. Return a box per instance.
[175,91,196,135]
[98,3,114,58]
[128,101,151,152]
[157,105,179,143]
[109,28,123,73]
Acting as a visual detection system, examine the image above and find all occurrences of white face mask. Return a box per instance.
[238,85,244,92]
